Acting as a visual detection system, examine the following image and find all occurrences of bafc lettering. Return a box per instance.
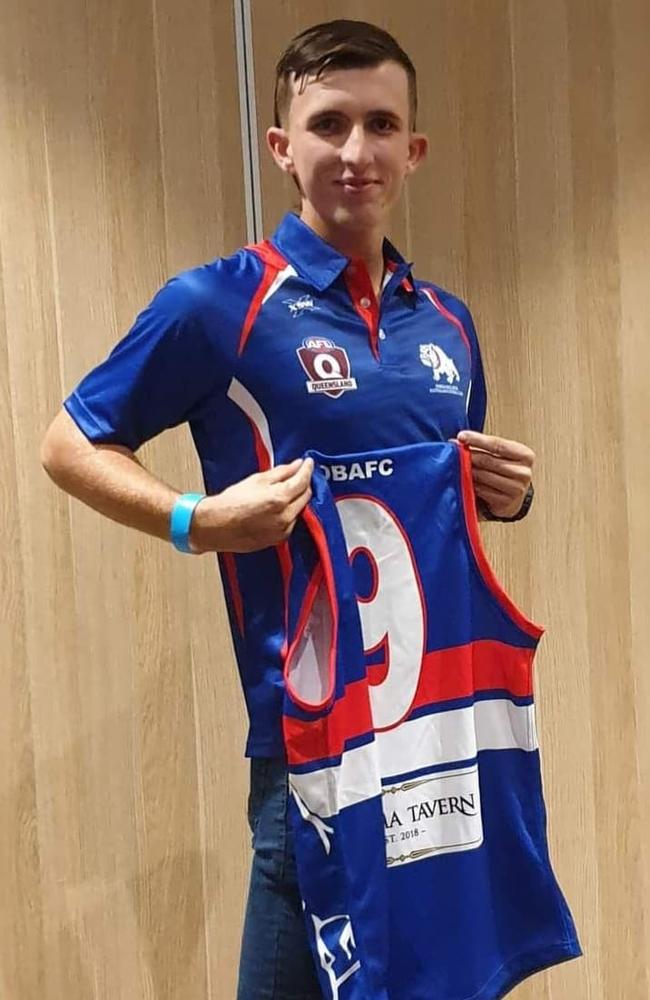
[319,459,393,482]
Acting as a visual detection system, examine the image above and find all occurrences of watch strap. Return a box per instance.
[480,483,535,523]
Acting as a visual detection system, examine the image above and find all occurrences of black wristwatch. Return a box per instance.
[479,483,535,523]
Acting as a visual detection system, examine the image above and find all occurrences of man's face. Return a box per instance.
[267,60,427,235]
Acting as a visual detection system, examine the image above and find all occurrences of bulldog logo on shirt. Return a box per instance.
[297,337,358,399]
[419,342,459,383]
[419,343,463,397]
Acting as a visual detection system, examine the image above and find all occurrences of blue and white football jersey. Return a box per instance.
[283,441,581,1000]
[63,212,487,757]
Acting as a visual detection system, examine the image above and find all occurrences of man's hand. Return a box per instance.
[189,457,314,554]
[451,431,535,520]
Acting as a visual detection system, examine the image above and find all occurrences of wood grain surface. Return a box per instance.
[1,0,648,996]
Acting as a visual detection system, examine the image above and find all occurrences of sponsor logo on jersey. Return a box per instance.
[419,342,463,396]
[383,764,483,866]
[283,294,320,317]
[319,459,393,481]
[297,337,358,399]
[311,912,361,998]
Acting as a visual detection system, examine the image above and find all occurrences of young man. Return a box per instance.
[42,19,538,998]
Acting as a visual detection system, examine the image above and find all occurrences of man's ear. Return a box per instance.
[266,127,295,176]
[404,133,429,177]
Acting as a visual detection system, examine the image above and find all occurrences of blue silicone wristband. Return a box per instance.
[170,493,206,554]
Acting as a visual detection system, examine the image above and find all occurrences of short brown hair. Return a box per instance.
[273,19,418,131]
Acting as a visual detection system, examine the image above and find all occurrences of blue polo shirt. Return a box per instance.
[64,210,488,756]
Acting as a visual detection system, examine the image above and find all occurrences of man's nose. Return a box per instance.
[340,124,372,165]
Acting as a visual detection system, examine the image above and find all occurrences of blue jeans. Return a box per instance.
[237,757,323,1000]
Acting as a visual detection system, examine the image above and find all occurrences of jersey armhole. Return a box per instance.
[456,443,544,641]
[283,506,338,713]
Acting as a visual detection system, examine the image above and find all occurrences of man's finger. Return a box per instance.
[473,469,524,498]
[457,431,534,465]
[263,458,304,484]
[475,486,510,509]
[277,457,315,501]
[469,451,532,479]
[283,485,313,526]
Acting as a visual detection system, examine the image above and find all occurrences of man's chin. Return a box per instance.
[300,198,392,235]
[327,201,388,227]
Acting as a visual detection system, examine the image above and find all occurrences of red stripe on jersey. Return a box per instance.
[349,545,379,604]
[421,285,472,365]
[239,240,290,356]
[221,553,244,635]
[283,506,339,712]
[385,257,414,293]
[284,674,373,766]
[284,564,334,712]
[284,638,534,765]
[246,238,288,271]
[277,538,293,669]
[343,262,380,360]
[458,443,544,640]
[251,421,271,472]
[412,640,534,710]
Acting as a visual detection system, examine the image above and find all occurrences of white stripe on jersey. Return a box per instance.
[262,263,297,304]
[227,377,275,467]
[290,698,538,820]
[290,739,382,821]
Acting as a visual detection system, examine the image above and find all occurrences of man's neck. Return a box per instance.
[299,207,386,299]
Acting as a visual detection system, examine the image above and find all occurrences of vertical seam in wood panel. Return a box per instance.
[42,110,65,399]
[190,645,213,1000]
[561,0,597,984]
[507,0,521,231]
[0,232,46,996]
[610,13,650,976]
[233,0,262,242]
[150,0,170,270]
[41,104,79,647]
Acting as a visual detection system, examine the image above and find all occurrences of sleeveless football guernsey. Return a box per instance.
[282,441,581,1000]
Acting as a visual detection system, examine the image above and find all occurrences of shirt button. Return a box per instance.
[360,296,371,308]
[379,329,386,340]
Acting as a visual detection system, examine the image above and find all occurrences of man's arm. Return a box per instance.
[41,409,313,553]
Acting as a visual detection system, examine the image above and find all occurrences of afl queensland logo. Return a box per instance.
[297,337,358,399]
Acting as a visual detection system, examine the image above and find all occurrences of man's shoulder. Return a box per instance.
[414,278,470,312]
[413,278,477,332]
[159,246,266,318]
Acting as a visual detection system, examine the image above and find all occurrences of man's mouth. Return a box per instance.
[336,179,381,194]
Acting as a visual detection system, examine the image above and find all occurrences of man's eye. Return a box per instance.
[313,117,396,133]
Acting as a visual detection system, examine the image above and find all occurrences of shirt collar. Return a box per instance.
[269,211,415,293]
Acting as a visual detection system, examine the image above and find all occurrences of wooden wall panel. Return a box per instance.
[1,0,648,997]
[613,0,650,977]
[507,5,599,997]
[565,3,645,996]
[0,0,249,998]
[0,230,44,1000]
